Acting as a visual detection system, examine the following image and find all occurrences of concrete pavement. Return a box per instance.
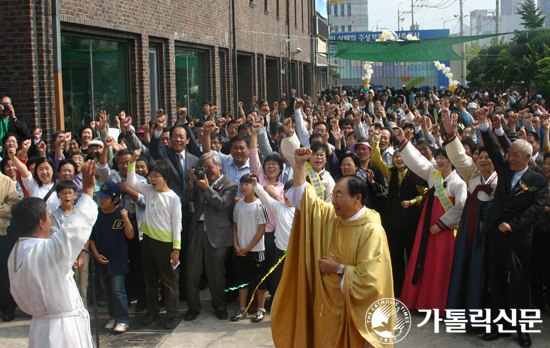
[1,289,549,347]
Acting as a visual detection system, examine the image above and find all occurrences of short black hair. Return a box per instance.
[435,147,449,160]
[70,133,82,147]
[58,158,77,174]
[263,153,284,172]
[313,121,328,131]
[70,151,85,160]
[310,142,329,158]
[258,99,268,107]
[33,157,56,187]
[339,152,360,168]
[0,155,11,175]
[527,130,540,142]
[56,180,78,194]
[336,176,369,206]
[148,159,173,186]
[169,124,190,140]
[210,132,223,143]
[229,134,250,148]
[240,173,258,184]
[86,152,100,162]
[10,197,47,238]
[79,126,94,139]
[309,132,322,145]
[2,132,19,147]
[283,179,294,191]
[202,100,213,107]
[238,123,251,133]
[339,118,355,128]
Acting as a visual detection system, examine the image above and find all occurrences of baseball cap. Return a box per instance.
[350,142,371,153]
[467,102,478,110]
[136,129,145,134]
[536,94,542,99]
[95,181,121,199]
[87,140,104,148]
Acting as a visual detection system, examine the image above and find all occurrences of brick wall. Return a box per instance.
[0,0,317,139]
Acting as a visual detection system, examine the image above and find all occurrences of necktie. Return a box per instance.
[177,153,184,174]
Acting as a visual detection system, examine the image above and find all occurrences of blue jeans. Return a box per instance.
[99,275,129,324]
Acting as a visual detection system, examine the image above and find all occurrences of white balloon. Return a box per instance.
[434,62,441,68]
[367,69,374,75]
[406,34,412,40]
[444,67,451,73]
[447,73,453,79]
[440,64,446,70]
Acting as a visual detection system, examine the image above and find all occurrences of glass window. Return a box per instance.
[61,36,129,133]
[327,3,331,14]
[348,3,351,16]
[175,49,207,119]
[334,4,338,16]
[341,25,345,32]
[334,26,338,32]
[340,4,344,16]
[149,48,159,117]
[348,25,352,31]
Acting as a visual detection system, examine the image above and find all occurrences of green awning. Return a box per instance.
[327,32,512,62]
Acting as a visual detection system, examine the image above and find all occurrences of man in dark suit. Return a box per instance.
[182,151,237,321]
[478,107,548,348]
[149,115,199,198]
[526,131,543,170]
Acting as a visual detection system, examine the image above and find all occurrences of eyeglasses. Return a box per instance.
[58,192,75,196]
[148,175,163,180]
[311,153,326,158]
[329,193,351,200]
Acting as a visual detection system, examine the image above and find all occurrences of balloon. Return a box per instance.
[439,64,446,70]
[434,62,441,68]
[444,67,451,73]
[367,69,374,75]
[406,34,412,40]
[447,73,453,79]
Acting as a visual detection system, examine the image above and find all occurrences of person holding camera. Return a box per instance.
[182,151,238,321]
[0,96,32,143]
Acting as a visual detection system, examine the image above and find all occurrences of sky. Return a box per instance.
[362,0,499,34]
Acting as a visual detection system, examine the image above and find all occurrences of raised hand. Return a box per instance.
[203,120,215,134]
[331,124,343,142]
[81,159,98,197]
[33,128,42,141]
[366,169,374,184]
[103,136,116,147]
[282,117,293,134]
[475,106,489,124]
[36,141,46,157]
[295,147,312,164]
[155,114,167,130]
[294,98,304,110]
[373,128,381,142]
[394,128,405,143]
[131,149,141,162]
[142,121,150,133]
[492,114,502,129]
[178,107,188,123]
[442,113,455,136]
[120,115,132,132]
[98,110,109,131]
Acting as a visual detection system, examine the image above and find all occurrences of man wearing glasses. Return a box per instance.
[272,147,394,348]
[182,151,238,321]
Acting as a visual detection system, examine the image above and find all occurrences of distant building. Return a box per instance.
[468,10,524,44]
[328,0,369,33]
[501,0,521,15]
[538,0,550,27]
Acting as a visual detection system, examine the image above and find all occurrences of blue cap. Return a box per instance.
[94,181,121,199]
[536,94,542,99]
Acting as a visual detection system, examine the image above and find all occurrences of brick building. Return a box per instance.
[1,0,328,138]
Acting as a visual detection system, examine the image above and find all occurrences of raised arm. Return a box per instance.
[442,113,476,183]
[371,139,392,183]
[8,147,31,179]
[395,128,434,182]
[293,99,310,148]
[478,107,506,172]
[126,149,151,195]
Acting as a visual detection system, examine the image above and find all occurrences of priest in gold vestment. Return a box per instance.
[271,147,395,348]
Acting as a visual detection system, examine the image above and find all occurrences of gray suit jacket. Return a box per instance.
[182,174,238,248]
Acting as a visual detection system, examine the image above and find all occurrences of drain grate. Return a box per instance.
[102,332,168,347]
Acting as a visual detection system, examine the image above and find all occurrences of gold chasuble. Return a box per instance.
[272,185,394,348]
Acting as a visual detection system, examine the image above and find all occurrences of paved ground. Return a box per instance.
[1,289,549,347]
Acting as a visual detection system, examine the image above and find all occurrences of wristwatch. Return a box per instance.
[337,264,345,277]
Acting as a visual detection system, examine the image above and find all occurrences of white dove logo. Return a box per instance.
[365,298,411,344]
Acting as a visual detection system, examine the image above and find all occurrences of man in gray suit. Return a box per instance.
[182,151,238,321]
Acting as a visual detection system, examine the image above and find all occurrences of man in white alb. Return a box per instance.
[8,160,99,348]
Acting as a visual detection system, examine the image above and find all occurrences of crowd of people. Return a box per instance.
[0,84,548,347]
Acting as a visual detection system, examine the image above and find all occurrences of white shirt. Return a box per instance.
[253,185,295,251]
[233,199,269,252]
[512,166,529,190]
[21,175,61,213]
[8,194,98,348]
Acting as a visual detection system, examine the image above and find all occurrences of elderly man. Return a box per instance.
[478,107,547,348]
[182,151,238,321]
[8,160,98,347]
[272,147,394,348]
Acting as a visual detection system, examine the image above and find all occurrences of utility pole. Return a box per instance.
[495,0,499,34]
[411,0,414,30]
[460,0,466,83]
[398,2,403,31]
[366,0,369,32]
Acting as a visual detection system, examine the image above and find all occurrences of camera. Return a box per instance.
[192,167,210,181]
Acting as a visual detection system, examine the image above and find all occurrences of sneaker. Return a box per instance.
[252,308,266,322]
[113,323,129,332]
[105,319,116,329]
[231,309,247,322]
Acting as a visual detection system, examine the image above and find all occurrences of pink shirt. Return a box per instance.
[250,148,284,233]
